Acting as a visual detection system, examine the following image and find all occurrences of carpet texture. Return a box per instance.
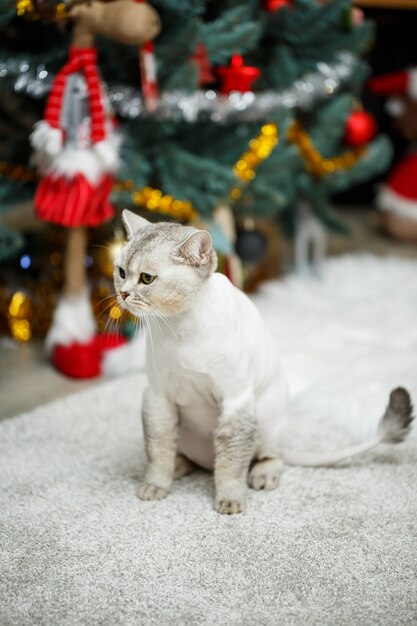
[1,254,417,626]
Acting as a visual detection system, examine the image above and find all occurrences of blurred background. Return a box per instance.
[1,0,417,417]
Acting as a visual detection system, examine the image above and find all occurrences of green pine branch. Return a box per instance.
[201,6,262,64]
[155,144,237,216]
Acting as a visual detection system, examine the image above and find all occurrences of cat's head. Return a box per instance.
[113,209,218,318]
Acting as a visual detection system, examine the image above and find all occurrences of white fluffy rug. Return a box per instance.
[1,255,417,626]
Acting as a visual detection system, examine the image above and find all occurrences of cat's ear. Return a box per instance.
[175,230,212,266]
[122,209,150,240]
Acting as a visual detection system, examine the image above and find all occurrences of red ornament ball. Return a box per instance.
[217,55,261,94]
[264,0,292,11]
[344,110,377,147]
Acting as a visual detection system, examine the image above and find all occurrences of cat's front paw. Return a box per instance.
[215,498,245,515]
[137,483,169,501]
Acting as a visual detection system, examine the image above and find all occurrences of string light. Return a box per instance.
[16,0,34,16]
[287,120,366,178]
[19,254,31,269]
[9,291,26,317]
[108,240,125,261]
[8,291,32,341]
[10,319,32,341]
[109,304,123,320]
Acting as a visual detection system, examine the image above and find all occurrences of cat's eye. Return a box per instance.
[140,273,156,285]
[118,267,126,279]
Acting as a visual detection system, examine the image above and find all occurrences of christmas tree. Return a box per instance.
[0,0,393,344]
[0,0,392,253]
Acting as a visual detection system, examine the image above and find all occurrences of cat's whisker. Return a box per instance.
[143,312,157,370]
[98,299,119,322]
[113,306,128,337]
[94,293,117,310]
[91,243,112,252]
[153,308,178,340]
[102,300,127,337]
[143,304,172,337]
[103,314,118,336]
[151,311,174,341]
[147,309,165,338]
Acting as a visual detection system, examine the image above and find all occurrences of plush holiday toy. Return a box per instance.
[369,68,417,241]
[30,0,160,377]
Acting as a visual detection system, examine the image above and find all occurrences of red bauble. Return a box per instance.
[264,0,292,11]
[217,55,261,94]
[344,110,377,147]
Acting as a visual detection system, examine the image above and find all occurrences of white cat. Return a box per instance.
[114,210,413,514]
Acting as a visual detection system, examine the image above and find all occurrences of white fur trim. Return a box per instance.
[385,97,406,118]
[93,137,121,172]
[33,132,121,185]
[409,68,417,100]
[377,185,417,222]
[30,121,63,157]
[45,291,96,352]
[102,330,146,377]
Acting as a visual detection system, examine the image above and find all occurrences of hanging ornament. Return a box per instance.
[135,0,160,112]
[217,55,261,95]
[235,219,267,264]
[263,0,292,12]
[190,44,215,87]
[351,7,365,26]
[344,110,377,147]
[345,6,364,31]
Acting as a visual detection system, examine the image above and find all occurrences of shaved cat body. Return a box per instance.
[115,210,414,514]
[147,270,288,471]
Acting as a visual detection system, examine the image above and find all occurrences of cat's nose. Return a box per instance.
[120,291,130,301]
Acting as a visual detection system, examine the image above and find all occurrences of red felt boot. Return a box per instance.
[52,338,101,379]
[52,333,128,379]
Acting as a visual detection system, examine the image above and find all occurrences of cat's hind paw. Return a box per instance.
[215,498,245,515]
[248,457,283,490]
[137,483,169,501]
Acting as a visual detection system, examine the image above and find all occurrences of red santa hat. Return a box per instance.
[377,152,417,222]
[368,68,417,101]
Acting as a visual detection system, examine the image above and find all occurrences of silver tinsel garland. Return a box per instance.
[0,51,359,122]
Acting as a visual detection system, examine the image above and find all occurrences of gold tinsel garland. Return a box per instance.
[0,161,37,183]
[0,161,198,222]
[16,0,69,19]
[115,180,198,222]
[1,119,366,223]
[287,120,366,177]
[231,123,279,199]
[2,118,369,342]
[0,123,279,221]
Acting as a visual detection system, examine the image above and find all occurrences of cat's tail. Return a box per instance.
[282,387,414,467]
